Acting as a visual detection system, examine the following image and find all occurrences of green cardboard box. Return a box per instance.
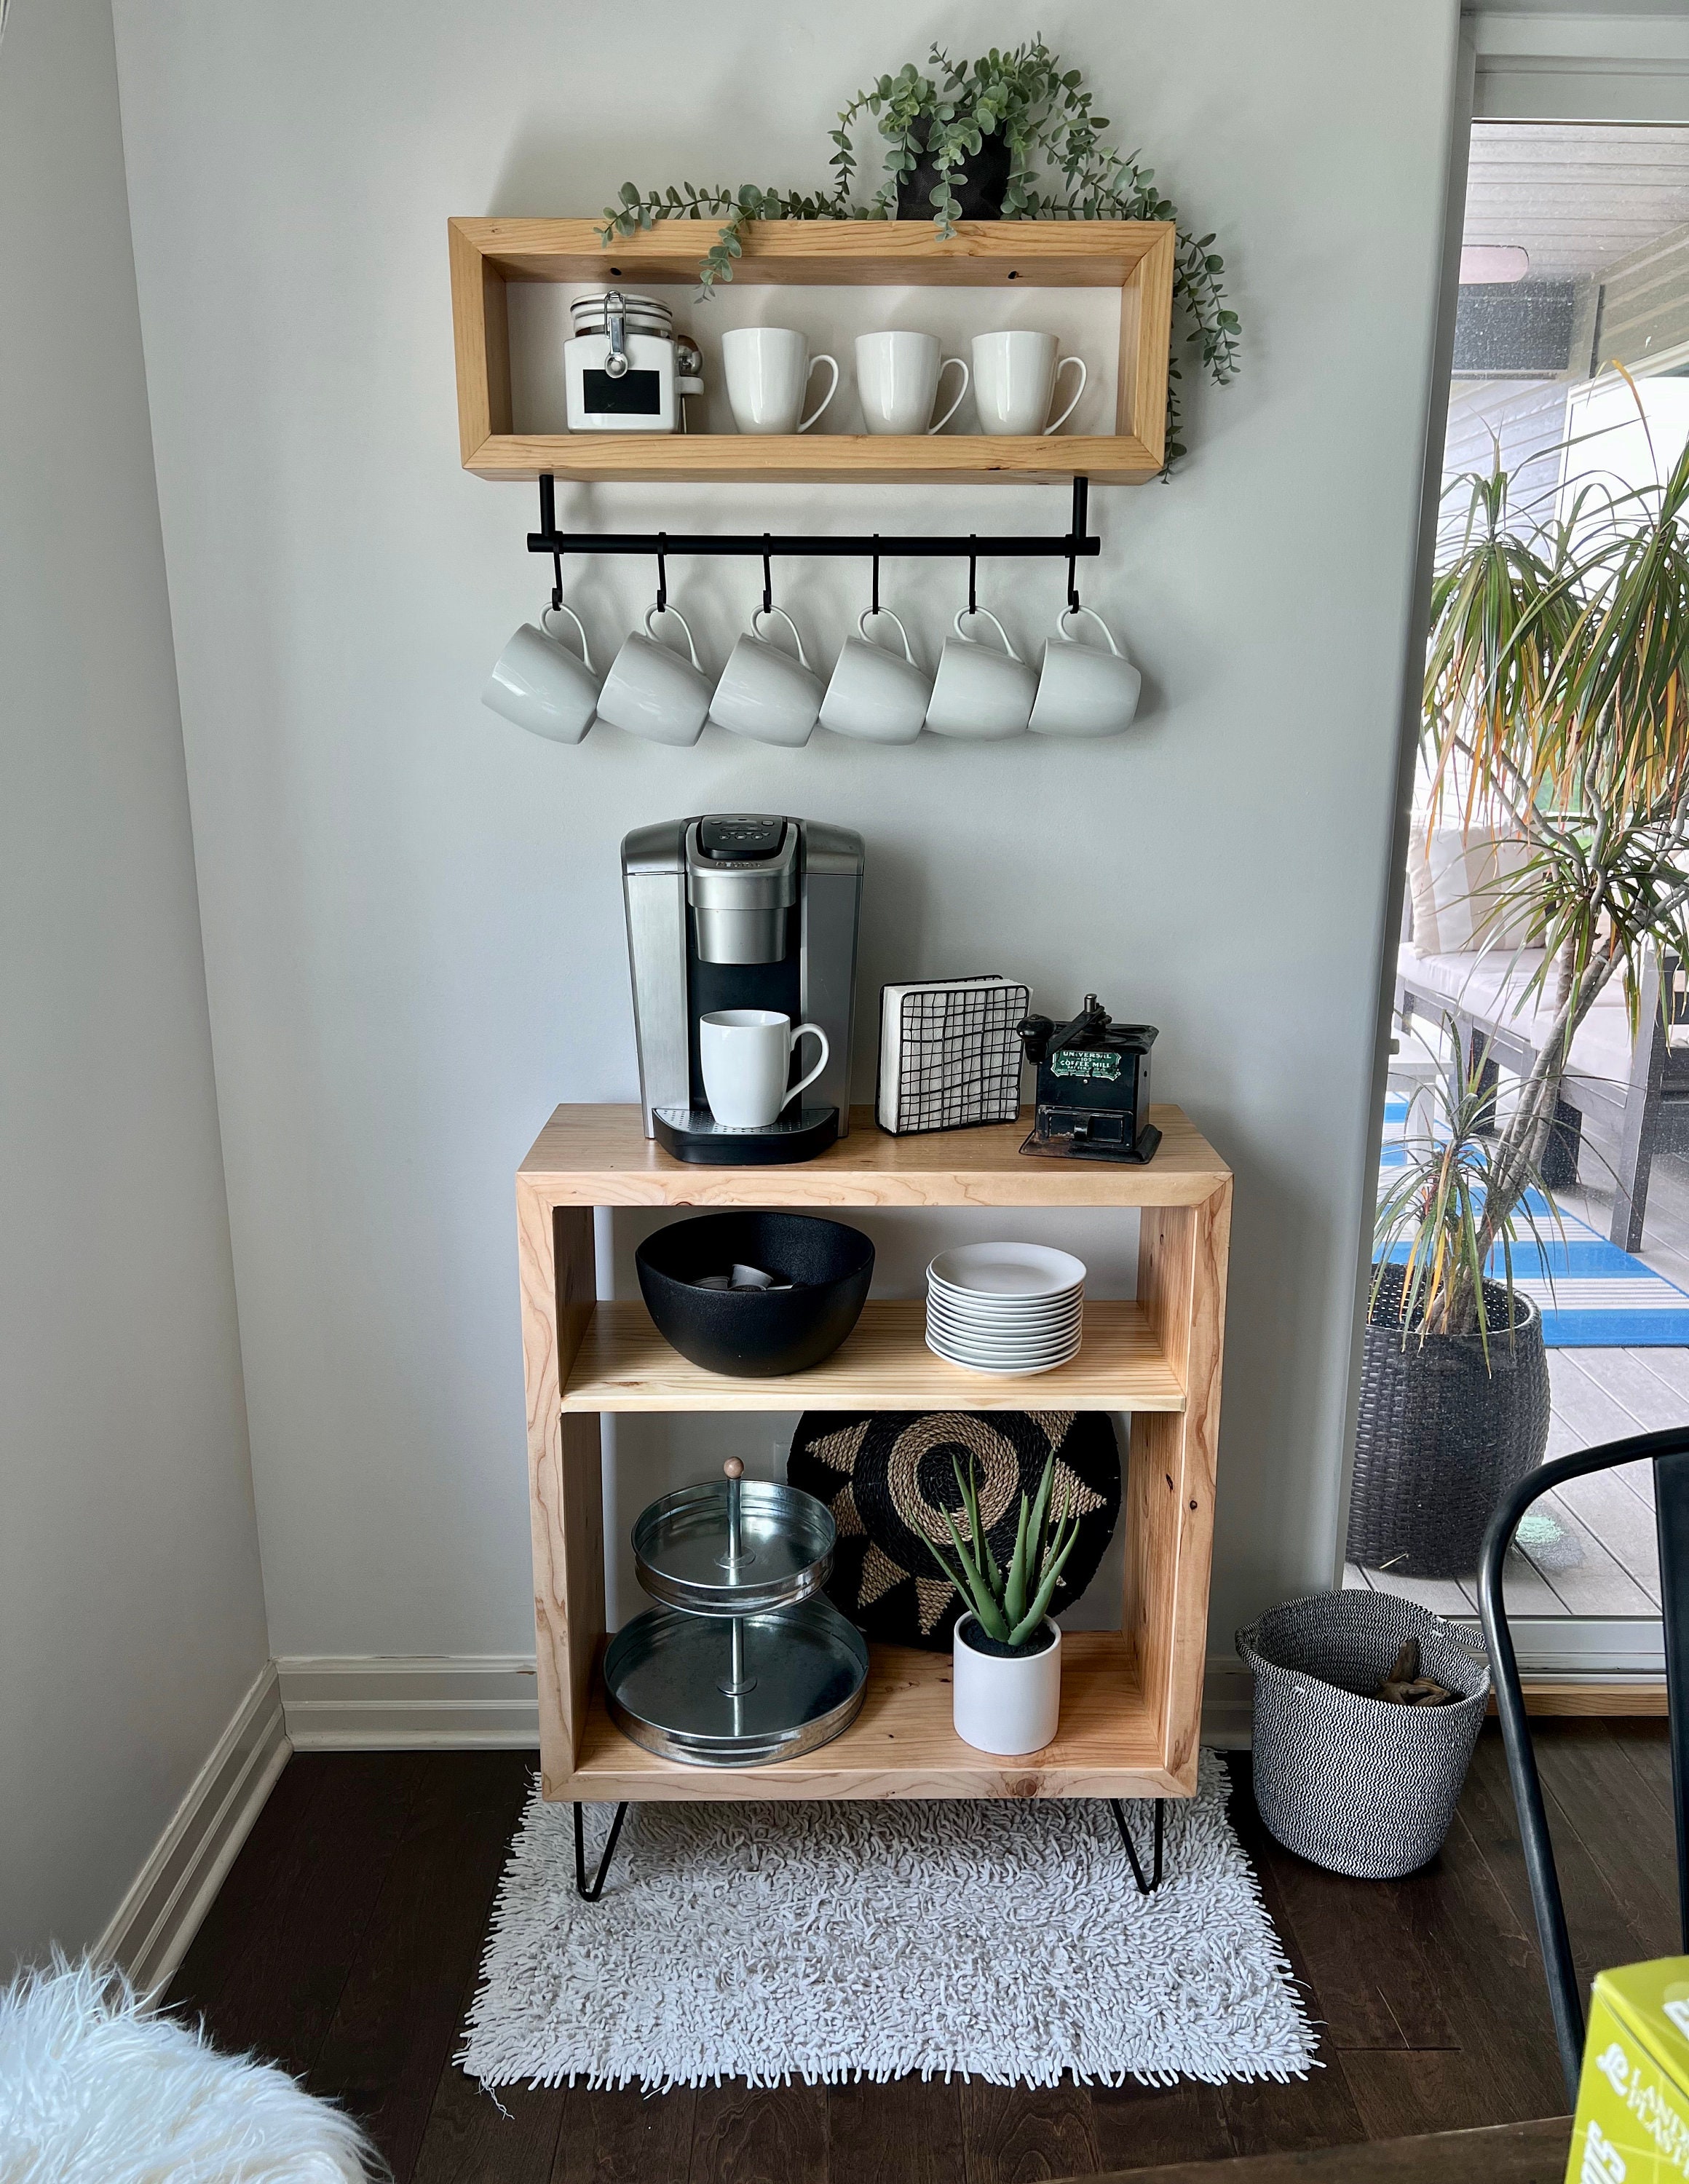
[1567,1958,1689,2183]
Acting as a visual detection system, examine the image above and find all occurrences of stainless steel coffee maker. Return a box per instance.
[622,815,864,1165]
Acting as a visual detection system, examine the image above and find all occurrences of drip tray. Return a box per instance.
[604,1598,869,1767]
[653,1107,839,1167]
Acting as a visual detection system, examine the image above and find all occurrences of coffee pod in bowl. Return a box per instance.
[819,609,930,744]
[925,608,1037,740]
[596,604,713,747]
[1029,606,1142,738]
[709,606,824,748]
[481,604,600,744]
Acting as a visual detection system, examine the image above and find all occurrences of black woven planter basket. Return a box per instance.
[1347,1262,1550,1579]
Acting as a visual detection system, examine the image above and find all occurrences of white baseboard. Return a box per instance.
[277,1654,541,1748]
[96,1663,290,1996]
[275,1650,1254,1754]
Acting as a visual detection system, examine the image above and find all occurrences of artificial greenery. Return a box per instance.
[1420,387,1689,1335]
[1373,1013,1559,1359]
[923,1449,1080,1651]
[599,39,1240,463]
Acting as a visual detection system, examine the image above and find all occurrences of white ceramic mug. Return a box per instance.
[1029,606,1142,738]
[854,331,969,436]
[818,609,931,744]
[708,606,824,747]
[721,327,839,435]
[700,1009,831,1128]
[924,609,1037,739]
[595,605,713,746]
[970,331,1087,437]
[480,605,600,744]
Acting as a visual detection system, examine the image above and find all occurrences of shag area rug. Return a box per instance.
[462,1752,1316,2091]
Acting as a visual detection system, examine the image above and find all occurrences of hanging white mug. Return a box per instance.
[596,604,713,747]
[818,609,931,744]
[855,332,970,435]
[970,331,1087,437]
[700,1010,831,1128]
[925,608,1037,740]
[721,327,839,435]
[709,605,825,747]
[1029,606,1142,738]
[480,605,600,744]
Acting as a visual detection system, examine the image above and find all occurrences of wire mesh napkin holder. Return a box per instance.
[875,976,1032,1136]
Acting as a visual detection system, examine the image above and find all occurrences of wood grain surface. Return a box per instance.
[559,1299,1184,1415]
[518,1104,1229,1208]
[566,1631,1172,1802]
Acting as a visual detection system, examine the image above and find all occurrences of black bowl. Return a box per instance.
[636,1212,874,1378]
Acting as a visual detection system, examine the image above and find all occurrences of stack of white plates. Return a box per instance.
[925,1243,1085,1376]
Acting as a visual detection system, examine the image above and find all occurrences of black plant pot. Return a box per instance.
[895,123,1010,221]
[1347,1263,1551,1578]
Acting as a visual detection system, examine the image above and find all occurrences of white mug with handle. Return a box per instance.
[925,607,1038,739]
[721,327,839,435]
[970,331,1087,436]
[1029,605,1142,737]
[481,604,601,744]
[854,332,970,435]
[700,1009,831,1128]
[596,604,713,746]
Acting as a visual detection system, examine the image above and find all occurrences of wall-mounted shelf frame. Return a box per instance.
[515,1103,1232,1805]
[449,217,1176,484]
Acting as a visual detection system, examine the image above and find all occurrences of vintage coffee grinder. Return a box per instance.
[622,815,863,1164]
[1017,996,1160,1163]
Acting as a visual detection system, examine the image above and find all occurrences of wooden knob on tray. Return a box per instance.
[723,1458,745,1481]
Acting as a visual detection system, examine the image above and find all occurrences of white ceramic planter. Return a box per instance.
[952,1616,1062,1754]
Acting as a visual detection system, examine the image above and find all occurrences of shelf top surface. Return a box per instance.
[520,1104,1228,1207]
[452,215,1173,287]
[561,1299,1183,1414]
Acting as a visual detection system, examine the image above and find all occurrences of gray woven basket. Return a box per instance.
[1238,1590,1491,1879]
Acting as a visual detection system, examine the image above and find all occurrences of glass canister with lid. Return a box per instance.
[564,289,703,432]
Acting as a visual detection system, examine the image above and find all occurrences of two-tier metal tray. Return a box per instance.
[605,1459,869,1767]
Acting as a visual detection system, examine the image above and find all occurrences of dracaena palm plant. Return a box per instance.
[925,1449,1080,1649]
[1374,1013,1559,1359]
[1421,382,1689,1336]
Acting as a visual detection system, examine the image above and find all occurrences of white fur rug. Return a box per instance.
[0,1957,379,2184]
[462,1752,1316,2091]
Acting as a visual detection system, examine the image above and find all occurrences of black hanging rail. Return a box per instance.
[528,474,1096,566]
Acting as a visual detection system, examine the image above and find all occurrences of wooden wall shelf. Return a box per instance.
[450,218,1175,485]
[516,1104,1232,1804]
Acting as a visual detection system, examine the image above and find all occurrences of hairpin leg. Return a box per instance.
[574,1801,629,1902]
[1109,1797,1165,1894]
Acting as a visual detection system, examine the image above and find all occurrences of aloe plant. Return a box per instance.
[924,1450,1081,1649]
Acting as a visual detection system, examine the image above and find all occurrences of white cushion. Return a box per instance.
[1398,941,1636,1093]
[1406,823,1537,954]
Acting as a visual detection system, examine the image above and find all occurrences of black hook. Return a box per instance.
[655,542,668,616]
[1067,547,1080,616]
[551,551,564,614]
[871,539,880,617]
[967,544,978,619]
[762,543,773,617]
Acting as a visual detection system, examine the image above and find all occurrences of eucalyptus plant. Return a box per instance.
[1374,1013,1560,1358]
[924,1449,1080,1650]
[1420,384,1689,1335]
[600,39,1240,463]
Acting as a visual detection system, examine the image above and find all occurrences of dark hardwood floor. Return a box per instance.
[164,1723,1676,2183]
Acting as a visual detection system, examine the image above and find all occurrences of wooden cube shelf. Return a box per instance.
[516,1104,1232,1804]
[451,218,1176,485]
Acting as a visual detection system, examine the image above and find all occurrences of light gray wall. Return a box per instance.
[0,0,269,1966]
[109,0,1460,1663]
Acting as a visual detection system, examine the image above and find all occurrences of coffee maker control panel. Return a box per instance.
[697,815,787,863]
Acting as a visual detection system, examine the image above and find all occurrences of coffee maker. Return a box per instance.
[622,815,864,1164]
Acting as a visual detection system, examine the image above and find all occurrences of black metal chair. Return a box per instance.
[1478,1427,1689,2106]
